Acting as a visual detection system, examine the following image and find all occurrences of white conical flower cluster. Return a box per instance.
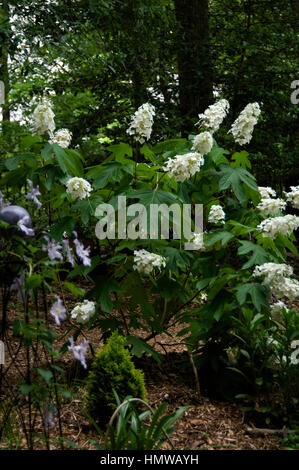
[229,102,261,145]
[66,177,92,200]
[49,128,72,148]
[257,197,286,217]
[70,300,96,324]
[253,263,299,300]
[284,186,299,209]
[253,263,293,285]
[32,97,56,136]
[257,214,299,239]
[163,152,204,182]
[258,187,276,199]
[133,249,166,275]
[197,99,230,134]
[127,103,155,144]
[208,204,225,224]
[192,131,213,155]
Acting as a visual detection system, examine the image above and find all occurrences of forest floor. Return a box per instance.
[57,353,283,450]
[2,257,299,450]
[1,296,287,451]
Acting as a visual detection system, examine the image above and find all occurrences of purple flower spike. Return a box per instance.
[73,236,91,267]
[50,295,67,326]
[68,336,89,369]
[25,179,42,210]
[42,235,63,261]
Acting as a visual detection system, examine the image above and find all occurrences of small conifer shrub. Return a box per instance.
[85,331,146,426]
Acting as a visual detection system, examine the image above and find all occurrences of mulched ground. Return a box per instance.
[0,275,297,450]
[53,362,282,451]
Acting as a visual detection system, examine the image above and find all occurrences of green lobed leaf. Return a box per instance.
[126,336,161,363]
[238,240,271,269]
[52,144,83,176]
[235,283,268,311]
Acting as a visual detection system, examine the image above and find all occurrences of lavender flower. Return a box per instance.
[42,235,63,261]
[73,232,91,267]
[63,239,75,267]
[50,296,67,326]
[68,336,89,369]
[25,179,42,210]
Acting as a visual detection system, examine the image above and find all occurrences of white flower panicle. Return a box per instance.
[256,197,286,216]
[66,177,92,200]
[127,103,155,144]
[257,184,285,217]
[284,186,299,209]
[258,187,276,199]
[208,205,225,224]
[280,278,299,302]
[229,102,261,145]
[192,131,213,155]
[32,98,56,136]
[197,99,230,134]
[49,128,72,148]
[253,263,293,284]
[133,249,166,275]
[257,214,299,239]
[70,300,96,324]
[253,263,299,301]
[163,152,204,182]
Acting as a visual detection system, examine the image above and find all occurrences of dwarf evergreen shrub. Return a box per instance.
[85,331,146,426]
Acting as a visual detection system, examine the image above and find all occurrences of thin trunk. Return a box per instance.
[132,67,147,109]
[231,0,253,116]
[174,0,213,134]
[0,1,10,121]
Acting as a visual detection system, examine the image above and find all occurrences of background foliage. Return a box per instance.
[1,0,298,186]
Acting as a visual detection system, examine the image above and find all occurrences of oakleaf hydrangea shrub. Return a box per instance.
[85,332,146,427]
[1,93,298,437]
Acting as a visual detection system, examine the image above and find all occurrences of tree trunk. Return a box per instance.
[132,67,148,109]
[0,1,10,122]
[174,0,213,134]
